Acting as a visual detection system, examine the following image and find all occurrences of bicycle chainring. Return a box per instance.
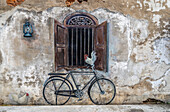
[75,90,84,98]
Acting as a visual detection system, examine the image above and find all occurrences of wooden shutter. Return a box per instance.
[54,20,68,70]
[94,21,107,72]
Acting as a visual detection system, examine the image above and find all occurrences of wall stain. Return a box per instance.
[17,78,22,82]
[24,81,36,87]
[25,76,29,80]
[31,75,35,79]
[0,51,2,65]
[131,78,153,91]
[65,0,88,7]
[18,82,22,88]
[0,3,169,104]
[0,99,4,105]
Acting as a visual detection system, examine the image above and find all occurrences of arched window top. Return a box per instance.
[64,12,98,26]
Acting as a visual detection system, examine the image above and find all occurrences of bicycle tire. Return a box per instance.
[88,78,116,105]
[43,78,71,105]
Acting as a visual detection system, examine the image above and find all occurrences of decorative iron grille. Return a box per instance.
[67,16,95,25]
[65,13,97,66]
[68,27,94,66]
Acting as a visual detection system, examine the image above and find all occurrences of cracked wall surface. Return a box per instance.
[0,0,169,105]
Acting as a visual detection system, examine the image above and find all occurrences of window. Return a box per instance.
[54,12,107,71]
[68,27,94,66]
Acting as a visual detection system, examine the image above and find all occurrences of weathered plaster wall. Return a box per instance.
[0,0,169,104]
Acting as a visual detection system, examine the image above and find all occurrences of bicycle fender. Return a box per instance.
[43,76,58,86]
[43,77,50,86]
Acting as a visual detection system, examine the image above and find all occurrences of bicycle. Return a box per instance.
[43,52,116,105]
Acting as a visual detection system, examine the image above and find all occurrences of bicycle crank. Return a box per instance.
[75,90,84,101]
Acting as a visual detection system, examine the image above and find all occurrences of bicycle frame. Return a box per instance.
[43,61,116,105]
[69,71,97,91]
[50,70,100,98]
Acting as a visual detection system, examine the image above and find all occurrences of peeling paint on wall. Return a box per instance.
[137,0,169,12]
[152,14,161,27]
[0,3,169,105]
[154,37,170,64]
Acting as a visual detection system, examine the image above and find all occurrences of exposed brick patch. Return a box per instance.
[6,0,25,7]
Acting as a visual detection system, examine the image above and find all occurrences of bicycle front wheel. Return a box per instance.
[43,78,71,105]
[88,78,116,105]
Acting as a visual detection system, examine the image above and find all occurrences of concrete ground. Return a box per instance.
[0,105,170,112]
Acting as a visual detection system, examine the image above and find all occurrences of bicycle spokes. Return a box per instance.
[43,72,116,105]
[89,78,116,105]
[43,78,71,105]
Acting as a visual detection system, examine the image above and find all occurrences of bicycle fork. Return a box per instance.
[94,72,105,95]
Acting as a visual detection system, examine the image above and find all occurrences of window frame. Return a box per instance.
[67,26,95,67]
[54,12,108,72]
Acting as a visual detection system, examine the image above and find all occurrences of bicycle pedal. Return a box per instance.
[78,98,83,101]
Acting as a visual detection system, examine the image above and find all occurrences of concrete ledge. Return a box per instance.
[0,105,170,112]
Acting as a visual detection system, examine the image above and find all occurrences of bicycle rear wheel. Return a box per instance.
[88,78,116,105]
[43,78,71,105]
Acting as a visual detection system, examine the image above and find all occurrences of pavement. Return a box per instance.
[0,105,170,112]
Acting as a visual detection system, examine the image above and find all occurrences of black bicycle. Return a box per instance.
[43,65,116,105]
